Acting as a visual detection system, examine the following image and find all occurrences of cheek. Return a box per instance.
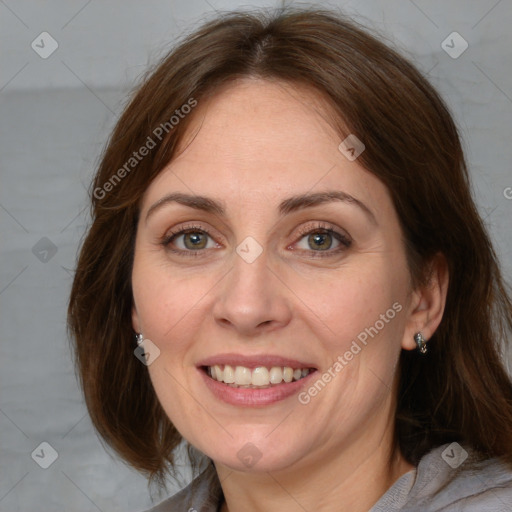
[301,263,403,333]
[131,255,217,356]
[131,259,213,426]
[292,256,409,378]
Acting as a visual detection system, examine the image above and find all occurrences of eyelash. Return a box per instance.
[295,222,352,258]
[160,222,352,258]
[160,224,217,258]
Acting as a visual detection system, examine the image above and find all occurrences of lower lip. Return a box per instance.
[198,368,317,407]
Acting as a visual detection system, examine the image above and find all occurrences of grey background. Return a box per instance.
[1,0,511,510]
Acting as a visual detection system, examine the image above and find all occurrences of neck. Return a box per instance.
[216,417,414,512]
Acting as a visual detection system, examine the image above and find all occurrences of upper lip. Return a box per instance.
[197,353,317,370]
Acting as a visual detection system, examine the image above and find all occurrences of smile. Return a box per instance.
[197,355,318,406]
[204,364,313,388]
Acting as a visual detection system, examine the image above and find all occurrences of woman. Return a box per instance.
[68,7,512,511]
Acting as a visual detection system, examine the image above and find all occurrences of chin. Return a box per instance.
[202,432,311,474]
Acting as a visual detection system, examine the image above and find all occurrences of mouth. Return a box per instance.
[201,364,315,388]
[196,355,318,406]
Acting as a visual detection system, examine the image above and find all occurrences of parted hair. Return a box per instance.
[67,6,512,487]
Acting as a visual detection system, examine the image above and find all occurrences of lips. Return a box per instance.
[196,353,318,406]
[197,353,317,370]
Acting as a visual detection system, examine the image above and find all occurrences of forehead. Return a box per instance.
[176,78,340,172]
[142,78,391,217]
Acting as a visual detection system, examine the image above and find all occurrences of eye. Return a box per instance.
[293,222,351,256]
[161,225,218,255]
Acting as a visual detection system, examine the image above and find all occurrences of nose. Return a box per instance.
[212,250,292,337]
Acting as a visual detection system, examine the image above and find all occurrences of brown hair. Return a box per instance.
[68,6,512,488]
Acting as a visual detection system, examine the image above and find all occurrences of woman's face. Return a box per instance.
[132,79,417,473]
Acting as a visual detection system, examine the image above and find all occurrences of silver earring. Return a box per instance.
[414,332,428,354]
[135,332,144,346]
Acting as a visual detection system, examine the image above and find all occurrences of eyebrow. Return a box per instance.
[145,190,376,224]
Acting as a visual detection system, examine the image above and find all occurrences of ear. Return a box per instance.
[402,253,449,350]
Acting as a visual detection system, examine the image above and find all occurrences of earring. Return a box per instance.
[135,332,144,346]
[414,332,428,354]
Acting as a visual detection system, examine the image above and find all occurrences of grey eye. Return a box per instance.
[296,231,341,251]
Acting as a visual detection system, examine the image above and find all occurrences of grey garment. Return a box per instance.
[370,443,512,511]
[144,443,512,511]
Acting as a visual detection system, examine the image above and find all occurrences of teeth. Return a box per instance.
[283,367,293,383]
[269,366,283,384]
[214,365,223,381]
[252,367,269,386]
[223,365,235,383]
[234,366,252,385]
[207,365,312,387]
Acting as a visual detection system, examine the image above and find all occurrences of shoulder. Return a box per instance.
[143,463,223,512]
[143,444,512,512]
[401,443,512,511]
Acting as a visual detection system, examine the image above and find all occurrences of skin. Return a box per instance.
[131,78,449,512]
